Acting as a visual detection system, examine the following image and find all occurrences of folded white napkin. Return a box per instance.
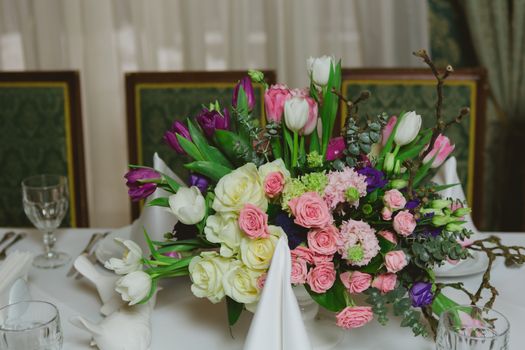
[244,236,312,350]
[431,156,479,234]
[0,251,33,307]
[131,152,186,250]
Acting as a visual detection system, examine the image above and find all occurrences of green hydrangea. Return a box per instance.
[301,172,327,194]
[281,178,307,210]
[347,245,364,263]
[306,151,324,168]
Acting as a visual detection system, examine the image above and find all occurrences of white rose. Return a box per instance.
[168,186,206,224]
[240,225,283,270]
[204,214,243,257]
[284,97,309,132]
[258,158,291,182]
[213,163,268,214]
[222,261,262,304]
[307,55,334,87]
[115,271,152,305]
[189,252,232,303]
[394,111,422,146]
[104,238,143,275]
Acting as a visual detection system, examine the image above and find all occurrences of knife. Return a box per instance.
[66,232,105,277]
[72,231,110,280]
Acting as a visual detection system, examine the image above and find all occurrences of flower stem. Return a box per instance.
[292,131,299,167]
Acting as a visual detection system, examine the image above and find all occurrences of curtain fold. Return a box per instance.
[0,0,429,226]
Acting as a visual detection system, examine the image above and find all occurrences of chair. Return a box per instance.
[125,70,276,219]
[340,68,488,227]
[0,71,89,227]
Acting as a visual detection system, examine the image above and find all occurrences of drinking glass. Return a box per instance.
[436,305,510,350]
[22,174,70,268]
[0,301,63,350]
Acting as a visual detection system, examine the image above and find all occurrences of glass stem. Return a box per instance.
[43,231,57,258]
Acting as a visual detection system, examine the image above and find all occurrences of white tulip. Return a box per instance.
[168,186,206,225]
[104,238,143,275]
[284,97,309,132]
[394,111,422,146]
[307,55,334,87]
[115,271,152,305]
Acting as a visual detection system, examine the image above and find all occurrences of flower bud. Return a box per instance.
[384,153,395,172]
[431,215,453,227]
[345,187,360,202]
[394,111,422,146]
[362,204,373,215]
[431,199,452,210]
[453,207,472,217]
[390,179,408,189]
[393,159,401,174]
[445,222,464,232]
[248,69,265,83]
[306,55,334,87]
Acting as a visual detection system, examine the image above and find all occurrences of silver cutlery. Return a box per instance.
[67,231,110,279]
[0,233,27,260]
[0,231,16,247]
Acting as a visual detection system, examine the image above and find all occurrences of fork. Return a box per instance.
[0,231,16,247]
[68,231,110,278]
[0,233,27,260]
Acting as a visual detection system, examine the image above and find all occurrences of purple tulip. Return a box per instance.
[357,166,387,192]
[195,108,230,138]
[409,282,434,307]
[164,121,192,154]
[326,137,346,161]
[163,251,182,259]
[232,76,255,111]
[189,173,209,193]
[124,168,160,201]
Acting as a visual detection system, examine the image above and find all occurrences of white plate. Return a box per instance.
[434,251,490,277]
[94,224,133,265]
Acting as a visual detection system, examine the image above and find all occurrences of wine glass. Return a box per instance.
[22,174,70,269]
[436,305,510,350]
[0,301,63,349]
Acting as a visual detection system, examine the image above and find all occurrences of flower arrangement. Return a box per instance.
[107,50,525,337]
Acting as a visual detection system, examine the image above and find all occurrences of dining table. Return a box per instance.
[1,227,524,350]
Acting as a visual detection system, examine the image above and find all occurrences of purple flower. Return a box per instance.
[405,199,420,210]
[189,173,209,193]
[164,121,192,154]
[409,282,434,307]
[163,251,181,259]
[273,211,308,250]
[195,108,230,138]
[232,76,255,111]
[326,137,346,161]
[124,168,160,201]
[357,166,387,192]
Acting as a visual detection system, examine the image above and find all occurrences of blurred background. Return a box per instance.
[0,0,523,231]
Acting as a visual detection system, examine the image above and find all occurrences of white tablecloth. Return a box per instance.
[2,228,524,349]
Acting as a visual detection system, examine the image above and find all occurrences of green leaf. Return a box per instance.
[378,235,396,253]
[309,128,320,153]
[163,175,181,193]
[176,134,204,161]
[146,197,170,208]
[397,129,433,162]
[188,119,233,168]
[305,278,346,312]
[226,296,244,326]
[413,152,439,186]
[213,129,252,165]
[360,254,384,273]
[432,183,460,192]
[184,161,232,182]
[320,60,342,157]
[138,278,158,304]
[431,292,459,316]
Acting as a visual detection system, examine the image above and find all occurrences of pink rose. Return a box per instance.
[384,250,408,273]
[264,171,285,198]
[378,230,397,244]
[291,258,308,284]
[238,203,270,239]
[340,271,372,294]
[256,273,267,290]
[336,306,373,329]
[381,207,392,221]
[383,189,406,210]
[393,210,417,236]
[307,225,339,255]
[312,253,333,265]
[288,192,333,229]
[264,84,291,123]
[306,262,336,293]
[422,134,455,168]
[372,273,397,294]
[291,245,314,264]
[381,116,397,146]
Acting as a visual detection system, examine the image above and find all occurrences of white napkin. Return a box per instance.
[0,251,33,307]
[131,152,186,250]
[244,236,312,350]
[431,156,479,234]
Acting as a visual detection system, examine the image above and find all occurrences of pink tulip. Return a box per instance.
[381,116,397,146]
[423,134,455,168]
[264,84,292,124]
[300,96,318,135]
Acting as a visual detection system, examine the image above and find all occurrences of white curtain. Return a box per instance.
[0,0,429,227]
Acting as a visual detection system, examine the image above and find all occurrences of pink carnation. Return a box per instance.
[288,192,333,228]
[340,271,372,294]
[291,258,308,284]
[291,245,314,264]
[336,306,373,329]
[384,250,408,273]
[378,230,398,244]
[306,262,336,293]
[372,273,397,294]
[238,203,270,239]
[323,167,368,209]
[393,210,416,236]
[383,189,406,211]
[307,225,339,255]
[264,171,285,198]
[337,220,380,266]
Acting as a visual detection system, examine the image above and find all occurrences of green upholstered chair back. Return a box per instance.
[0,71,88,227]
[126,71,276,219]
[340,68,487,227]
